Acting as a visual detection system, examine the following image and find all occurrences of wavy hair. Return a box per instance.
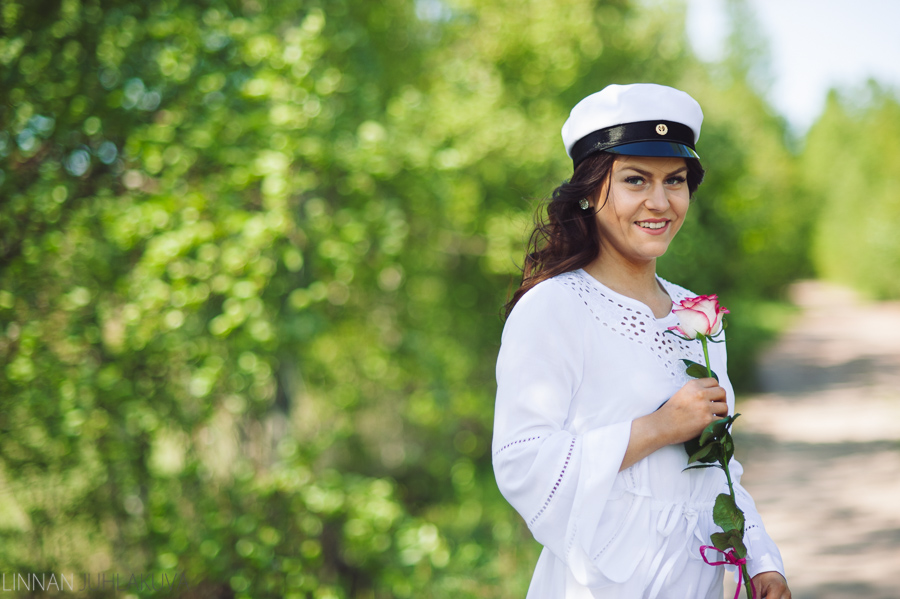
[504,152,705,317]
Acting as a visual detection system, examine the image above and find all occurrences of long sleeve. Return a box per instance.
[492,280,635,587]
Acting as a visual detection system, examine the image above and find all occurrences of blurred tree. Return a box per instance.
[803,82,900,299]
[656,0,815,388]
[0,0,814,596]
[656,70,814,388]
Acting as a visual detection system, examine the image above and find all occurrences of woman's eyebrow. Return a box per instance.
[619,165,688,177]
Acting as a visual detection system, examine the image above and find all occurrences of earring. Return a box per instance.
[579,198,590,210]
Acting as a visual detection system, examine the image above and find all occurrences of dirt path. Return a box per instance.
[726,281,900,599]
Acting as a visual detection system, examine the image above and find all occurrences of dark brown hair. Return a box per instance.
[503,152,705,317]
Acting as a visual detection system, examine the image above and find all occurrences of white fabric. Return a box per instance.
[561,84,703,157]
[493,269,784,599]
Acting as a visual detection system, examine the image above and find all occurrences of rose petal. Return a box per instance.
[694,298,718,324]
[710,311,724,335]
[678,297,702,309]
[672,307,711,338]
[711,304,730,334]
[673,295,729,337]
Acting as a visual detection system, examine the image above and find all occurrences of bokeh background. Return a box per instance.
[1,0,898,597]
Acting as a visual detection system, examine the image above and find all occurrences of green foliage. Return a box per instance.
[804,83,900,298]
[0,0,823,596]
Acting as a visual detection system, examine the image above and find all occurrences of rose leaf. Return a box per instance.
[684,436,718,463]
[682,463,721,472]
[687,442,716,464]
[699,417,731,445]
[681,359,718,381]
[710,530,747,558]
[713,493,745,533]
[722,433,735,463]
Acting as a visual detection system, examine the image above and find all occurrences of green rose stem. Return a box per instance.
[701,341,753,599]
[700,335,712,379]
[687,335,754,599]
[717,437,753,599]
[667,297,751,597]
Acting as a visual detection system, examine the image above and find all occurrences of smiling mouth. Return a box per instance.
[636,220,669,230]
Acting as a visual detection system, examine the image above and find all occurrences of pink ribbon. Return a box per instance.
[699,545,755,599]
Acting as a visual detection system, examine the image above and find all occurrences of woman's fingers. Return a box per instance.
[693,379,727,417]
[711,394,728,416]
[662,378,732,443]
[695,376,721,388]
[751,571,791,599]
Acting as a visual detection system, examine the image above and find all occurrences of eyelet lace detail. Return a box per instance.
[555,270,706,381]
[494,435,541,456]
[530,437,576,527]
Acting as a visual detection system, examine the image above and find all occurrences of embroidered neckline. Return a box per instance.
[576,268,680,322]
[554,270,705,381]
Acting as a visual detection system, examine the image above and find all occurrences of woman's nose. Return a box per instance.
[645,183,670,210]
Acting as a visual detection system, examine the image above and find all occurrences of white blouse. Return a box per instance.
[493,269,784,599]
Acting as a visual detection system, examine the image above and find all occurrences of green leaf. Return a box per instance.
[732,537,747,559]
[711,530,738,551]
[698,419,722,445]
[687,442,715,464]
[683,434,702,453]
[713,493,745,533]
[722,433,735,463]
[699,416,734,445]
[683,435,717,464]
[685,362,708,379]
[710,529,746,557]
[681,359,718,381]
[682,463,720,472]
[698,422,717,446]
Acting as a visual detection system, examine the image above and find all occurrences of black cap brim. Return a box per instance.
[570,120,699,169]
[605,141,700,159]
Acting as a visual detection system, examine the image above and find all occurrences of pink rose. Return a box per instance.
[668,294,729,339]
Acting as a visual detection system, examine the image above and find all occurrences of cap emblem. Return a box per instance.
[656,123,668,135]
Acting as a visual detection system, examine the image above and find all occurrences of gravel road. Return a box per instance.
[726,281,900,599]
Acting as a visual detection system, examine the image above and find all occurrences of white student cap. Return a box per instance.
[561,83,703,169]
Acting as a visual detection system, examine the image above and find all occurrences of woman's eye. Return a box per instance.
[625,176,645,185]
[666,176,686,185]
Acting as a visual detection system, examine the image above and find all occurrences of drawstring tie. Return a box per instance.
[647,505,701,599]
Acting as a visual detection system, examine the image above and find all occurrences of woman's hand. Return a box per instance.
[751,571,791,598]
[658,377,728,445]
[620,377,727,470]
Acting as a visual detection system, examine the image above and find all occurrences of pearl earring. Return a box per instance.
[579,198,590,210]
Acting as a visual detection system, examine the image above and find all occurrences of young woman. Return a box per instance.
[492,84,791,599]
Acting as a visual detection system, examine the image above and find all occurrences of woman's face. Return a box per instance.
[591,155,691,267]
